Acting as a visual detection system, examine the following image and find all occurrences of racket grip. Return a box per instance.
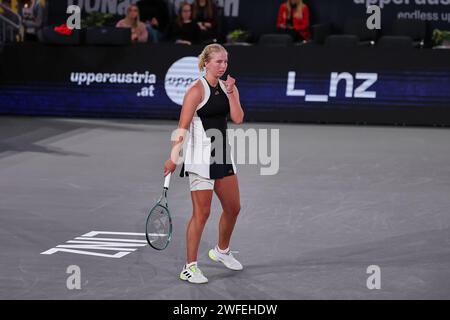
[164,172,171,189]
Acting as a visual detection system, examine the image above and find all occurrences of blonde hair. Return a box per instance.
[125,4,141,29]
[198,44,227,72]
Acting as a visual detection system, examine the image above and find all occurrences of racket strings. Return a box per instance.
[146,205,171,250]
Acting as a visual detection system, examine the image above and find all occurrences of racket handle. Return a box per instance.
[164,172,171,189]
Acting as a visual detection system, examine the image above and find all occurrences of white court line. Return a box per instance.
[56,245,137,251]
[82,231,146,237]
[41,248,131,258]
[75,237,148,243]
[66,240,147,246]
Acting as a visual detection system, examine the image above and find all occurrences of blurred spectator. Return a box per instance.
[192,0,218,43]
[276,0,311,42]
[116,4,148,43]
[169,2,200,45]
[22,0,48,41]
[168,0,194,16]
[136,0,169,43]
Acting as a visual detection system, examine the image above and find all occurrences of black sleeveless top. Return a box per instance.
[180,77,236,179]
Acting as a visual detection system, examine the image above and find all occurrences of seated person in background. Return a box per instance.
[192,0,219,43]
[116,4,148,43]
[276,0,311,42]
[136,0,170,43]
[169,2,200,45]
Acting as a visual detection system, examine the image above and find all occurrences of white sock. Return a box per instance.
[216,245,230,254]
[186,261,197,268]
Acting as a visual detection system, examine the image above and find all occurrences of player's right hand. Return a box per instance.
[163,158,176,176]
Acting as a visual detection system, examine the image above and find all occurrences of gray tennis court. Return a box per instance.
[1,116,450,299]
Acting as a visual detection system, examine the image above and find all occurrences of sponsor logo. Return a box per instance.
[287,72,378,102]
[165,57,202,105]
[41,231,148,258]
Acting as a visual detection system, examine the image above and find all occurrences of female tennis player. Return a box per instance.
[163,44,244,284]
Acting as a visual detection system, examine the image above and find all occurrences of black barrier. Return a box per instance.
[0,42,449,126]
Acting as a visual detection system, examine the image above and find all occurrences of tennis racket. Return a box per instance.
[146,172,172,250]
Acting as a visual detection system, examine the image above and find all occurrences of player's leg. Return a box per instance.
[208,174,243,270]
[187,189,213,263]
[180,172,214,284]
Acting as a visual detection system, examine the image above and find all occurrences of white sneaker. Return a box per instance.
[208,246,243,271]
[179,263,208,284]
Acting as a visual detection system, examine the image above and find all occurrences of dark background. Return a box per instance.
[1,43,449,126]
[46,0,450,42]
